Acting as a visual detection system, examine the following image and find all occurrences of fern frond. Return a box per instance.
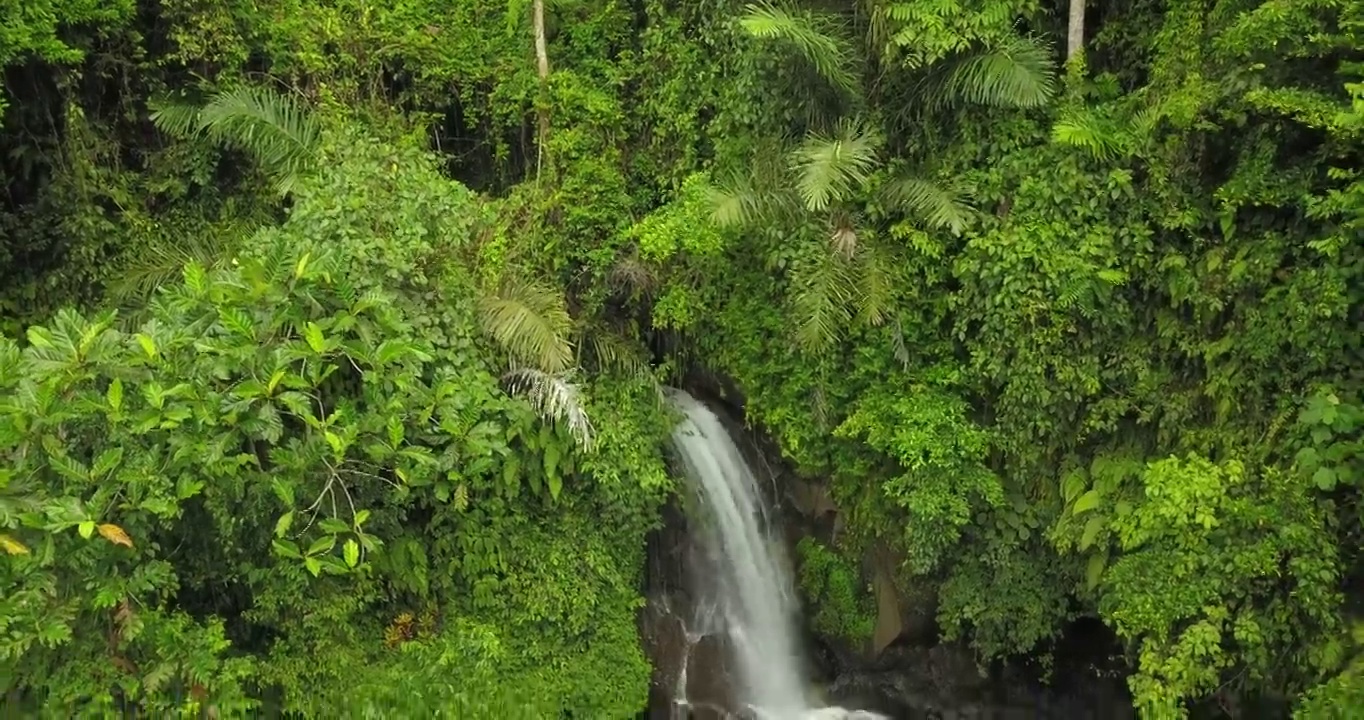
[789,249,855,352]
[923,35,1056,111]
[739,2,860,96]
[151,85,320,196]
[478,278,574,373]
[881,175,975,235]
[791,119,882,212]
[501,367,595,451]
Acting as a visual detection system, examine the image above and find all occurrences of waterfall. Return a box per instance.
[667,390,886,720]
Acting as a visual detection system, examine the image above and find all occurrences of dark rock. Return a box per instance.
[638,598,689,708]
[686,633,739,713]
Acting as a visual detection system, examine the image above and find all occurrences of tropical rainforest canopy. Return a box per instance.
[2,0,1363,717]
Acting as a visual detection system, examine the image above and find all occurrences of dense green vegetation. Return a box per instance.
[2,0,1363,717]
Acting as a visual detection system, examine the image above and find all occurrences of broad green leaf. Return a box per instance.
[1086,552,1107,591]
[319,518,349,534]
[307,535,336,556]
[25,327,54,349]
[374,340,412,365]
[78,521,95,539]
[304,322,326,353]
[135,333,157,359]
[1072,490,1102,515]
[344,539,359,568]
[91,447,124,479]
[295,251,311,279]
[272,479,296,507]
[273,539,301,559]
[324,430,344,455]
[183,262,207,293]
[304,557,322,577]
[139,497,178,516]
[275,511,294,538]
[1061,471,1086,504]
[218,307,256,340]
[267,369,287,395]
[544,444,560,481]
[548,473,562,501]
[47,452,89,483]
[1079,515,1105,551]
[354,509,370,526]
[107,378,123,411]
[1313,466,1338,491]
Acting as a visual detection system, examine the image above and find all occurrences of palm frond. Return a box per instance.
[148,100,205,138]
[854,238,898,327]
[106,232,237,306]
[501,367,595,451]
[708,178,769,228]
[891,318,912,369]
[478,277,574,373]
[790,119,883,212]
[881,175,975,235]
[922,35,1057,111]
[581,326,653,380]
[151,86,321,196]
[789,248,856,352]
[739,2,861,96]
[707,152,802,229]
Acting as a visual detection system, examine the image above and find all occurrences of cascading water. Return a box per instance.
[667,389,885,720]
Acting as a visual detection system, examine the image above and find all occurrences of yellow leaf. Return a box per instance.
[135,333,157,359]
[98,523,134,548]
[0,533,29,555]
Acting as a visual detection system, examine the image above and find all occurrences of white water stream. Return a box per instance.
[668,390,886,720]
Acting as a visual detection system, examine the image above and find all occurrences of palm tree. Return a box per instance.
[713,0,1058,351]
[150,85,321,197]
[102,86,322,306]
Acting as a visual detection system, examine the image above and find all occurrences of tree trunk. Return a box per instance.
[1067,0,1085,61]
[533,0,550,174]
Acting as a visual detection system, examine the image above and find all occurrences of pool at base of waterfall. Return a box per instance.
[670,701,889,720]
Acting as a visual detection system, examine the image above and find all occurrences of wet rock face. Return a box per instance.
[635,604,744,719]
[638,494,745,719]
[821,642,1135,720]
[641,380,1134,720]
[685,633,739,714]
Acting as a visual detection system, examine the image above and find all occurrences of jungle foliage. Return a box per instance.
[2,0,1363,717]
